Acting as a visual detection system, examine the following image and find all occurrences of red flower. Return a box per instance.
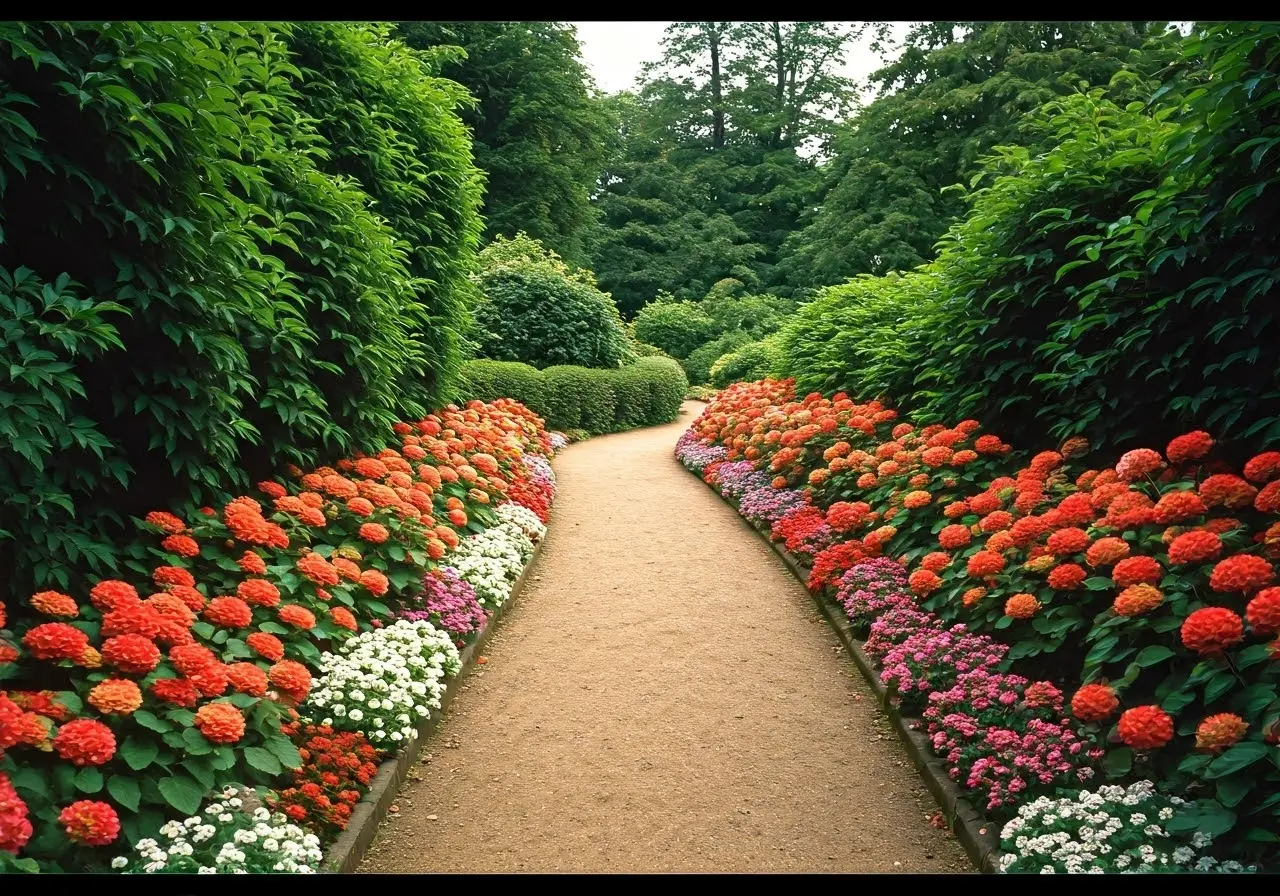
[22,622,89,661]
[1166,431,1214,465]
[346,497,375,517]
[1118,705,1174,750]
[1047,563,1087,590]
[1208,554,1274,593]
[238,579,281,608]
[0,772,33,853]
[153,566,196,589]
[329,606,358,632]
[1004,594,1040,619]
[920,552,951,573]
[974,434,1004,455]
[1256,480,1280,513]
[238,551,268,575]
[1246,587,1280,635]
[169,643,217,675]
[203,596,253,629]
[1244,451,1280,485]
[1199,474,1258,509]
[1195,713,1247,753]
[145,511,187,534]
[1113,584,1163,617]
[160,534,200,558]
[1180,606,1245,657]
[87,679,144,717]
[297,553,340,586]
[1112,556,1162,587]
[1046,527,1090,556]
[247,632,285,662]
[53,719,116,766]
[1070,683,1119,722]
[258,480,288,499]
[29,590,79,618]
[1167,529,1224,565]
[936,524,972,550]
[88,580,140,612]
[269,660,312,701]
[355,458,389,480]
[908,569,942,596]
[150,677,200,708]
[167,584,206,613]
[1115,448,1164,481]
[226,662,269,697]
[826,501,871,532]
[1152,490,1207,524]
[966,551,1005,578]
[359,569,389,597]
[279,604,317,630]
[194,703,245,744]
[1085,537,1131,568]
[58,800,120,846]
[978,511,1014,533]
[189,663,229,698]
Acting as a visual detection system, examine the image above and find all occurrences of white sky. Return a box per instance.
[571,21,905,97]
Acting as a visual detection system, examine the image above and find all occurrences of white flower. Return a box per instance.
[199,867,217,874]
[111,857,128,869]
[349,708,364,722]
[144,860,167,873]
[137,838,159,852]
[263,838,279,852]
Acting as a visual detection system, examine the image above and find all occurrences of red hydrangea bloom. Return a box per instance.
[1085,537,1131,568]
[0,772,33,853]
[169,643,217,675]
[1152,490,1208,524]
[359,569,390,597]
[160,534,200,558]
[88,580,140,612]
[1118,705,1174,750]
[1071,683,1119,722]
[101,634,161,674]
[279,605,317,630]
[1196,713,1247,753]
[1167,529,1224,565]
[238,551,269,575]
[52,719,116,766]
[938,524,971,549]
[1208,554,1274,593]
[269,660,312,701]
[908,569,942,596]
[1112,556,1163,587]
[203,596,253,628]
[1004,594,1040,619]
[153,566,196,589]
[1113,584,1163,617]
[329,606,358,632]
[238,579,281,608]
[1046,527,1090,556]
[1115,448,1164,481]
[1180,607,1245,656]
[920,552,952,573]
[1047,563,1087,590]
[22,622,89,661]
[1246,587,1280,635]
[1244,451,1280,485]
[226,662,269,697]
[194,703,245,744]
[1166,431,1214,465]
[297,553,340,586]
[967,551,1006,578]
[150,677,200,708]
[978,511,1014,533]
[1200,474,1258,509]
[1256,480,1280,514]
[247,632,285,662]
[30,591,78,618]
[59,800,120,846]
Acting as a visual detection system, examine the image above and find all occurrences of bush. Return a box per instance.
[631,300,715,359]
[0,22,481,604]
[539,366,616,432]
[709,335,784,388]
[454,360,547,416]
[634,357,688,426]
[683,331,751,385]
[471,234,629,370]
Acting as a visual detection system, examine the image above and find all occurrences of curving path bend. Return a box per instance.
[359,401,970,873]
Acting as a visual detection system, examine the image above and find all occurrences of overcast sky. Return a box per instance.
[570,22,904,96]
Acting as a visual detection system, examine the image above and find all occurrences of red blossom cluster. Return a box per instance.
[268,722,383,836]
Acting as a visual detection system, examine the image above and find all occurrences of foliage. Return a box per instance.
[0,22,481,605]
[709,335,784,388]
[470,234,630,370]
[394,22,616,264]
[631,300,714,359]
[683,332,751,386]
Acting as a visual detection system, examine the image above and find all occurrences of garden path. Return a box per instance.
[359,401,969,873]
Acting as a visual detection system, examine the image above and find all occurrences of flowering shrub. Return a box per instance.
[679,378,1280,867]
[399,567,488,644]
[879,624,1007,713]
[448,524,533,609]
[494,502,547,544]
[675,429,728,474]
[268,722,380,836]
[113,786,324,874]
[998,782,1254,873]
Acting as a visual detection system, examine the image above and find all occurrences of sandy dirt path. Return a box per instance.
[359,401,970,873]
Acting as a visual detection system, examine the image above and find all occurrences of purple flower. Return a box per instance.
[399,566,488,640]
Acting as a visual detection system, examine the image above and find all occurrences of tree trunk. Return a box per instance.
[709,25,725,149]
[772,22,785,148]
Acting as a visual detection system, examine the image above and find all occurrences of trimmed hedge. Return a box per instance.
[456,357,688,434]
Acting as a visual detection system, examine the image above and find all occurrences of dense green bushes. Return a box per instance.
[470,233,630,370]
[456,358,688,433]
[0,23,482,601]
[771,23,1280,455]
[709,336,784,388]
[632,300,715,359]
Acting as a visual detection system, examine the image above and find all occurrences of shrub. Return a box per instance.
[455,360,547,417]
[540,366,616,432]
[709,335,784,388]
[471,235,629,370]
[634,357,688,426]
[682,331,751,385]
[632,300,715,359]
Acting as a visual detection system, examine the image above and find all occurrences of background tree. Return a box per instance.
[396,21,616,264]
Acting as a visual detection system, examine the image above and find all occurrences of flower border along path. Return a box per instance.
[322,535,547,873]
[692,473,1002,874]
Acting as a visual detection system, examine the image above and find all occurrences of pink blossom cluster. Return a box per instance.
[675,429,728,473]
[400,566,488,641]
[737,485,807,527]
[769,504,837,559]
[878,623,1007,712]
[710,460,772,503]
[834,558,912,627]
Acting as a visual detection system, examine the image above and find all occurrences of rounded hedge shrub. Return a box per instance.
[632,300,715,359]
[682,331,751,385]
[709,336,784,388]
[636,357,689,425]
[539,365,616,432]
[455,360,547,415]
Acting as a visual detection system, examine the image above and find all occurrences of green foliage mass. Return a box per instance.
[710,335,784,389]
[0,22,481,601]
[632,300,715,359]
[470,234,630,369]
[395,21,616,264]
[457,357,688,433]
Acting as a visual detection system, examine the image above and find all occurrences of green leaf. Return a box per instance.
[266,736,303,770]
[133,709,170,733]
[1204,742,1271,779]
[182,727,213,756]
[1102,747,1132,777]
[107,775,141,812]
[243,745,281,776]
[74,766,104,794]
[1134,645,1175,667]
[1083,577,1113,591]
[157,774,206,815]
[121,735,160,771]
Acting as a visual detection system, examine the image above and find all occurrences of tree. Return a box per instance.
[395,21,616,263]
[778,21,1179,289]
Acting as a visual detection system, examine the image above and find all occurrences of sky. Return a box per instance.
[570,22,904,97]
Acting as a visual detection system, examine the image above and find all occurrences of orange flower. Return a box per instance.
[359,569,389,597]
[168,643,218,676]
[1070,683,1118,722]
[160,534,200,558]
[1244,451,1280,485]
[1118,705,1173,750]
[1199,474,1258,509]
[145,511,187,534]
[269,660,312,701]
[1060,436,1090,459]
[966,551,1005,578]
[346,497,375,517]
[1195,713,1247,753]
[1256,480,1280,513]
[903,490,932,510]
[150,677,200,707]
[29,591,79,619]
[1047,563,1086,590]
[279,604,316,630]
[195,702,245,744]
[1004,593,1040,619]
[1167,529,1223,565]
[329,606,358,632]
[908,569,942,596]
[1166,431,1214,465]
[153,566,196,589]
[52,718,116,766]
[247,632,285,662]
[1208,554,1274,593]
[1113,584,1164,617]
[1112,556,1162,587]
[1046,527,1090,556]
[961,587,986,608]
[920,552,952,573]
[22,623,89,662]
[1180,606,1244,657]
[358,523,389,544]
[1246,587,1280,635]
[203,596,253,629]
[1115,448,1164,482]
[227,662,269,697]
[1085,537,1130,568]
[88,679,143,715]
[89,580,140,612]
[297,553,340,586]
[938,524,971,549]
[58,800,120,846]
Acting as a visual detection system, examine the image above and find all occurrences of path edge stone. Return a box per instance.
[692,471,1004,874]
[322,533,548,874]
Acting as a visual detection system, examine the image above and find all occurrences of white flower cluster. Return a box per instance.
[307,618,461,746]
[998,781,1254,874]
[112,786,323,874]
[495,501,546,543]
[522,452,556,487]
[449,522,533,609]
[548,432,569,452]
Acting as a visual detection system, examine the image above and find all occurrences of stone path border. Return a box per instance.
[693,473,1004,874]
[322,535,547,873]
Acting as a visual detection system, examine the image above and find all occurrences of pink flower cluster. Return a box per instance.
[675,430,728,473]
[878,624,1007,712]
[835,558,912,627]
[399,566,488,642]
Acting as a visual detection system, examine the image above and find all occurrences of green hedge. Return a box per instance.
[709,335,784,388]
[456,357,688,433]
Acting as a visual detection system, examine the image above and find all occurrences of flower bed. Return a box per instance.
[677,378,1279,873]
[0,399,561,873]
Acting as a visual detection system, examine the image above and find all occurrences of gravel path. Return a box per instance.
[359,401,970,873]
